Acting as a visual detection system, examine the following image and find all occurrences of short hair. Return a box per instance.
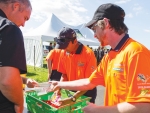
[108,19,128,35]
[97,19,128,35]
[0,0,32,9]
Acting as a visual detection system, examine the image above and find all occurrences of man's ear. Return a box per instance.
[71,38,77,44]
[103,18,109,28]
[11,2,21,11]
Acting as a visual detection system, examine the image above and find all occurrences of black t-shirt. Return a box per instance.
[0,9,27,111]
[48,46,53,52]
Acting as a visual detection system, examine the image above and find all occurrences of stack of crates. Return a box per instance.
[25,89,91,113]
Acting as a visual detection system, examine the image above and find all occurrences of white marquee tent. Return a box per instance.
[24,14,100,67]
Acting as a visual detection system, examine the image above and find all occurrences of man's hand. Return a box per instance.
[59,98,74,106]
[26,79,38,88]
[49,81,60,91]
[14,104,23,113]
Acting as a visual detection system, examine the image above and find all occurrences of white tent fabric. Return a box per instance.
[24,14,100,67]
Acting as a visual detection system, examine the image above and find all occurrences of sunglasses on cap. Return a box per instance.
[91,23,98,33]
[54,37,75,44]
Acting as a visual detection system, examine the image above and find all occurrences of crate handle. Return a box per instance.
[36,102,42,108]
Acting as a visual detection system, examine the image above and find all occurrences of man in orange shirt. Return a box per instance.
[51,3,150,113]
[46,49,63,81]
[54,27,97,103]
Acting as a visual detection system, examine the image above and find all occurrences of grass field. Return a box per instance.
[26,57,48,83]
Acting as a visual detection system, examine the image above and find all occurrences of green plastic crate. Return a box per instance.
[25,89,90,113]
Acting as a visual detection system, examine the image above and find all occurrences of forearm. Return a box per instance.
[58,78,95,91]
[47,59,52,75]
[73,90,87,99]
[116,102,150,113]
[1,79,24,105]
[93,102,150,113]
[0,67,24,106]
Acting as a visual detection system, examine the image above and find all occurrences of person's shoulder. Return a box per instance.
[83,45,95,56]
[83,45,93,52]
[125,38,149,54]
[0,17,16,28]
[0,17,22,36]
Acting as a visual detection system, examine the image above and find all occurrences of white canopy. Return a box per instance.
[23,14,100,67]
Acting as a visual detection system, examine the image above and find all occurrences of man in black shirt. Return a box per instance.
[48,42,53,52]
[0,0,32,113]
[96,46,104,65]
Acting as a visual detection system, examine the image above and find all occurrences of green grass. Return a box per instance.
[26,57,48,83]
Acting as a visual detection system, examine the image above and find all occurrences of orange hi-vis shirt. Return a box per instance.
[46,49,64,70]
[89,34,150,106]
[58,43,97,81]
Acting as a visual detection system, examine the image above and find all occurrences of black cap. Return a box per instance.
[54,27,76,49]
[85,3,125,28]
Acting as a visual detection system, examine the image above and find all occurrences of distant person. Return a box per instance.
[0,0,32,113]
[94,49,97,58]
[46,49,63,81]
[48,42,53,52]
[97,46,104,64]
[54,27,97,104]
[90,47,93,50]
[50,3,150,113]
[53,42,56,48]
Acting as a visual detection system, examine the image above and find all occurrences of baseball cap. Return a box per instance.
[85,3,125,28]
[54,27,76,49]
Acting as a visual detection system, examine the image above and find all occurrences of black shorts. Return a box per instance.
[50,70,62,81]
[71,87,97,103]
[84,87,97,103]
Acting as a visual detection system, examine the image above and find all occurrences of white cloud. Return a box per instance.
[133,4,142,15]
[126,13,133,18]
[115,0,131,4]
[144,29,150,33]
[30,0,88,25]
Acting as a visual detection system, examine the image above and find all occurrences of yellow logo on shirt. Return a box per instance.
[78,62,84,67]
[140,89,149,96]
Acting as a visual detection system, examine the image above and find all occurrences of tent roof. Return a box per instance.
[24,13,100,46]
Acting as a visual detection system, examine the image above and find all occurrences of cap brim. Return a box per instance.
[55,43,69,49]
[85,20,97,28]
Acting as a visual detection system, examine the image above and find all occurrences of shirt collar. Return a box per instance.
[66,42,83,55]
[75,42,83,54]
[0,9,7,18]
[113,34,129,51]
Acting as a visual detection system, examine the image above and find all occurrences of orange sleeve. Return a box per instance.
[126,51,150,102]
[85,51,97,78]
[46,50,54,61]
[89,59,105,86]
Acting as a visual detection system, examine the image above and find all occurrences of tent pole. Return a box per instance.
[34,45,36,70]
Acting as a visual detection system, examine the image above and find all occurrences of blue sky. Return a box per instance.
[21,0,150,49]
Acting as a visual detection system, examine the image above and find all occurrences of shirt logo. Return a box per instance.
[91,66,95,71]
[113,63,124,72]
[137,74,150,83]
[78,62,84,67]
[112,67,123,72]
[140,89,149,96]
